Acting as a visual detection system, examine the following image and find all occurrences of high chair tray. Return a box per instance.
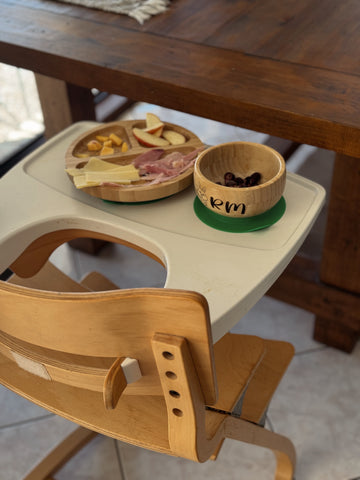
[0,122,326,342]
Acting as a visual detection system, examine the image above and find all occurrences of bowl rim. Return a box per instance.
[194,141,286,191]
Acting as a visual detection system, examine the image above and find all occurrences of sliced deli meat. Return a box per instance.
[137,147,204,180]
[132,149,164,168]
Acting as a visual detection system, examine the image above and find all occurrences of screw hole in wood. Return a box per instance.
[172,408,183,417]
[162,351,174,360]
[169,390,180,398]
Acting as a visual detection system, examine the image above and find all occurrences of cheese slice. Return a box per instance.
[67,157,140,188]
[83,157,132,172]
[73,175,100,189]
[85,170,140,183]
[66,168,83,177]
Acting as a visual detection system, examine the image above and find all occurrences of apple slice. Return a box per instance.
[133,128,169,147]
[144,122,164,136]
[162,130,186,145]
[146,112,162,128]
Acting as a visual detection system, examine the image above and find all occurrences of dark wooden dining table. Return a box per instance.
[1,0,359,351]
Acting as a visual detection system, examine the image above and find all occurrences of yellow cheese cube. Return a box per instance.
[109,133,123,146]
[96,135,109,142]
[100,146,115,156]
[87,140,102,151]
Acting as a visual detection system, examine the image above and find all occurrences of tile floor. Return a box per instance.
[1,95,360,479]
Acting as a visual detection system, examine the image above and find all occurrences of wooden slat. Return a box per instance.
[0,352,172,453]
[240,340,294,423]
[211,333,265,413]
[8,261,89,292]
[80,271,119,291]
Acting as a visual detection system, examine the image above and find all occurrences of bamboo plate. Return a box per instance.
[65,120,204,203]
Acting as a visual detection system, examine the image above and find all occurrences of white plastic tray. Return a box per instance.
[0,122,326,342]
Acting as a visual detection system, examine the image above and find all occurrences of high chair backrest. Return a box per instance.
[0,273,296,476]
[0,281,218,407]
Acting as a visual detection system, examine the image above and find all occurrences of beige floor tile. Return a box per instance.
[118,440,276,480]
[231,295,321,353]
[0,415,123,480]
[0,416,76,480]
[0,384,50,427]
[57,434,123,480]
[74,242,167,288]
[49,242,81,280]
[268,345,360,480]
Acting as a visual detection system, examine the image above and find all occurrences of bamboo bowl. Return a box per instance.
[194,142,286,218]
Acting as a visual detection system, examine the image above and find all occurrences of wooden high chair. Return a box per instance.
[0,257,296,480]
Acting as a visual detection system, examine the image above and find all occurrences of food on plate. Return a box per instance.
[146,112,162,128]
[144,122,164,135]
[162,130,186,145]
[132,128,170,147]
[96,135,109,142]
[109,133,123,146]
[131,146,204,185]
[100,145,115,156]
[66,146,204,189]
[121,142,128,152]
[87,139,102,151]
[133,113,187,147]
[66,157,140,189]
[86,132,124,156]
[144,114,164,136]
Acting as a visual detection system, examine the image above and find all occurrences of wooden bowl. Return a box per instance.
[194,142,286,218]
[65,120,204,203]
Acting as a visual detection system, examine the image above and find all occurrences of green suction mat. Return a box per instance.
[193,196,286,232]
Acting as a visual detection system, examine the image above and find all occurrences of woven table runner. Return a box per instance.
[57,0,170,24]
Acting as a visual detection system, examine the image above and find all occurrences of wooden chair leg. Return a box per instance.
[225,416,296,480]
[24,426,97,480]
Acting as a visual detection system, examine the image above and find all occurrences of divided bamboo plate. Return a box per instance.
[65,120,204,203]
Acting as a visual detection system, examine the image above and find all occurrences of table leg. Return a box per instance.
[314,153,360,351]
[35,74,96,139]
[268,153,360,352]
[319,154,360,293]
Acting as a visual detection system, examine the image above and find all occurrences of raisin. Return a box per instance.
[217,170,262,187]
[225,180,237,187]
[250,172,261,184]
[244,176,252,186]
[224,172,235,182]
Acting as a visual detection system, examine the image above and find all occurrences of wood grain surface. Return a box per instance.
[1,0,360,156]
